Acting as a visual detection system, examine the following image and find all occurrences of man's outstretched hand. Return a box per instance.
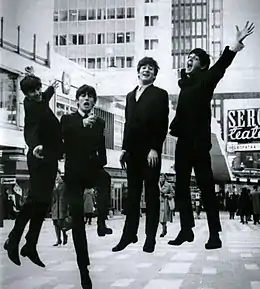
[236,21,255,43]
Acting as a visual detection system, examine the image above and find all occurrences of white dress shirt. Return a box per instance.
[135,83,153,102]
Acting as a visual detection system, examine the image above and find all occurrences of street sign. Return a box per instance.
[0,177,16,184]
[13,183,22,196]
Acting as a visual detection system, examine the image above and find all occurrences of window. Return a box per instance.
[151,16,159,26]
[69,34,77,45]
[60,34,67,45]
[88,33,96,44]
[144,39,149,50]
[53,10,58,22]
[54,35,58,46]
[78,34,86,45]
[88,9,96,20]
[78,9,87,21]
[69,10,77,21]
[126,32,134,43]
[127,7,135,18]
[59,10,68,21]
[116,57,125,68]
[97,8,106,20]
[88,58,95,69]
[69,58,77,62]
[196,5,202,18]
[107,33,115,44]
[144,16,149,26]
[150,39,158,50]
[96,57,106,69]
[117,33,124,43]
[78,58,86,67]
[126,57,134,67]
[97,33,105,44]
[117,8,125,19]
[0,69,18,126]
[107,8,115,19]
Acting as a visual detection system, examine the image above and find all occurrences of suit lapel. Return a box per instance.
[136,84,154,103]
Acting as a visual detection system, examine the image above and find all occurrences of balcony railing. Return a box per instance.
[0,17,50,67]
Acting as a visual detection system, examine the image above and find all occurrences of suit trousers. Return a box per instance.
[9,155,58,246]
[65,168,111,270]
[174,138,222,233]
[122,152,161,241]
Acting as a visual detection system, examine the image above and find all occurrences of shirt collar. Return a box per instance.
[138,82,153,91]
[77,109,85,117]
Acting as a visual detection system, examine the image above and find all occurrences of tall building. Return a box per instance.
[172,0,223,69]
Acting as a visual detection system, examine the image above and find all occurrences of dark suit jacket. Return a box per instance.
[169,46,237,149]
[122,84,169,155]
[61,111,107,182]
[24,86,63,160]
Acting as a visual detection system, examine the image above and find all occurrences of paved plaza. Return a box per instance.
[0,212,260,289]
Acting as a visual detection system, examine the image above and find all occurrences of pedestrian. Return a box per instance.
[168,22,254,250]
[112,57,169,253]
[51,171,68,246]
[61,84,112,289]
[159,174,174,237]
[83,188,95,225]
[227,192,238,220]
[251,185,260,225]
[4,72,62,267]
[238,187,251,224]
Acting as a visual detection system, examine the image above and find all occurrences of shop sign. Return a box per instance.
[1,177,16,184]
[227,108,260,151]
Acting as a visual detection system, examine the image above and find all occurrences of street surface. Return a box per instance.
[1,212,260,289]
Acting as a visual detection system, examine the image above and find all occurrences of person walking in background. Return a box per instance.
[251,185,260,225]
[159,174,175,237]
[168,22,254,250]
[3,72,62,267]
[51,171,68,246]
[227,192,238,220]
[61,84,112,289]
[112,57,169,254]
[238,187,251,224]
[83,188,95,225]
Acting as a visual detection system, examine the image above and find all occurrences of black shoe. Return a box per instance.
[168,229,194,246]
[143,238,156,253]
[205,234,222,250]
[63,234,68,245]
[97,226,113,237]
[112,235,138,252]
[20,245,45,267]
[160,228,167,238]
[81,269,92,289]
[53,240,62,246]
[3,238,21,266]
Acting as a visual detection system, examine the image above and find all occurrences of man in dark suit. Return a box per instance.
[61,84,112,289]
[4,73,62,267]
[168,22,254,250]
[112,57,169,253]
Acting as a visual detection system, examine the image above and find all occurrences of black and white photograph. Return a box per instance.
[0,0,260,288]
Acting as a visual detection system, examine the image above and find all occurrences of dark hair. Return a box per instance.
[189,48,210,70]
[20,75,42,95]
[137,57,160,76]
[76,84,97,102]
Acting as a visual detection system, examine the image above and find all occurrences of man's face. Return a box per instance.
[27,87,42,102]
[186,53,202,75]
[77,94,96,113]
[159,175,165,183]
[138,64,156,85]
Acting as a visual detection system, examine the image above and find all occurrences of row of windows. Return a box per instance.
[54,32,135,46]
[173,20,207,36]
[54,7,135,22]
[172,3,207,20]
[69,56,134,69]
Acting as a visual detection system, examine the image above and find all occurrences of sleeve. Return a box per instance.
[97,120,107,167]
[122,95,129,151]
[150,90,169,153]
[206,46,237,89]
[42,86,55,103]
[23,99,42,150]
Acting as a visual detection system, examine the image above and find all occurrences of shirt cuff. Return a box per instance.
[229,41,245,53]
